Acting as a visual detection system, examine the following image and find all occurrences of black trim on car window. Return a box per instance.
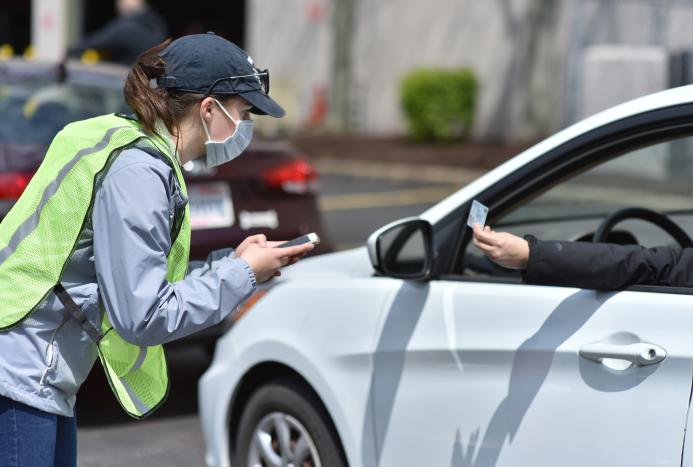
[437,103,693,295]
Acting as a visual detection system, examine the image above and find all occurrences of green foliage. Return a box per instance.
[400,68,478,142]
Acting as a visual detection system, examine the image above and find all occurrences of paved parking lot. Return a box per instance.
[77,346,208,466]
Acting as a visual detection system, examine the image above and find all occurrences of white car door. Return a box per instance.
[368,126,693,466]
[372,280,693,467]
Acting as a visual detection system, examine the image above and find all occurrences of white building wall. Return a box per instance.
[247,0,693,141]
[350,0,527,139]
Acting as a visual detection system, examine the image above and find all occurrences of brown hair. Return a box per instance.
[123,40,202,138]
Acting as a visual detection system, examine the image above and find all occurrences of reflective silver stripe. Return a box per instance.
[0,126,130,265]
[120,347,152,416]
[119,378,151,415]
[125,346,148,377]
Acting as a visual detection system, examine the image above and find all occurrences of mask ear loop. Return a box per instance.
[213,98,241,125]
[212,98,242,138]
[200,100,214,141]
[201,98,243,143]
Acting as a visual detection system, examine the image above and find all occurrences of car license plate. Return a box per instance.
[187,182,234,230]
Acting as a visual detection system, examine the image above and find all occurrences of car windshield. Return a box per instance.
[0,78,128,147]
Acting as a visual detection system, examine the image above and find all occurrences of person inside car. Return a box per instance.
[0,33,312,466]
[472,224,693,289]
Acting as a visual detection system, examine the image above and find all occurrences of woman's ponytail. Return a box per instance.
[123,40,176,137]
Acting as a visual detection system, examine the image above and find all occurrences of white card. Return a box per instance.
[466,200,488,228]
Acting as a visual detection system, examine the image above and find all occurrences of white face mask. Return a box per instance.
[200,98,254,168]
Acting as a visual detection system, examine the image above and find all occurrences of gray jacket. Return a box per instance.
[0,148,256,417]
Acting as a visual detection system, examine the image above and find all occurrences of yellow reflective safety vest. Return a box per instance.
[0,114,190,419]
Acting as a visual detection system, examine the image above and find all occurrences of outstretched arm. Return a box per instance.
[472,225,693,290]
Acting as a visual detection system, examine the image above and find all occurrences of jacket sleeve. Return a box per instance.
[92,149,257,346]
[522,235,693,290]
[187,248,236,278]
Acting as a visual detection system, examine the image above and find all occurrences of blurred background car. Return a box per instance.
[0,57,333,345]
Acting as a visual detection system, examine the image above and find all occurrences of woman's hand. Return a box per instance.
[239,242,314,283]
[235,234,268,258]
[472,225,529,270]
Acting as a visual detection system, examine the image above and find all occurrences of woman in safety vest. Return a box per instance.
[0,33,313,466]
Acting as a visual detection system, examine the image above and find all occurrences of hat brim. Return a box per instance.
[241,90,286,118]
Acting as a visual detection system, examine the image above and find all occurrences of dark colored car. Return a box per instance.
[0,58,332,345]
[0,58,332,255]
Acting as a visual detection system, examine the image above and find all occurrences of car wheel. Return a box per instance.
[233,378,346,467]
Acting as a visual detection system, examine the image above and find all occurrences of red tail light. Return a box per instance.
[0,172,33,200]
[262,160,318,194]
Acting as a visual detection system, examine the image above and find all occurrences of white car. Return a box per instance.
[199,85,693,467]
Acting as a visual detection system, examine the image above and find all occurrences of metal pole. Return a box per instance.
[566,0,585,125]
[604,0,617,43]
[329,0,355,131]
[651,0,667,47]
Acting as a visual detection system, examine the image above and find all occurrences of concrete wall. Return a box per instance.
[245,0,332,136]
[247,0,693,142]
[580,45,669,119]
[350,0,533,139]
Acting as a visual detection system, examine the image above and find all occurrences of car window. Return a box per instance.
[0,80,128,147]
[461,135,693,279]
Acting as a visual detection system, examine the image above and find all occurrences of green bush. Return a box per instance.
[400,68,478,142]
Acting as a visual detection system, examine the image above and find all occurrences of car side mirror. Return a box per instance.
[367,217,433,280]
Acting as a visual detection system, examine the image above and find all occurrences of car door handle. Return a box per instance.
[579,342,666,366]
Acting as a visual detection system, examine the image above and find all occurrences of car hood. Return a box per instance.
[275,246,375,281]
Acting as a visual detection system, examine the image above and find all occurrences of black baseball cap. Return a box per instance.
[156,32,285,118]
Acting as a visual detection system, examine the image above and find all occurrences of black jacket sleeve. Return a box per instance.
[522,235,693,290]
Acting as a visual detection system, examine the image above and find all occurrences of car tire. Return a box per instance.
[233,378,346,467]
